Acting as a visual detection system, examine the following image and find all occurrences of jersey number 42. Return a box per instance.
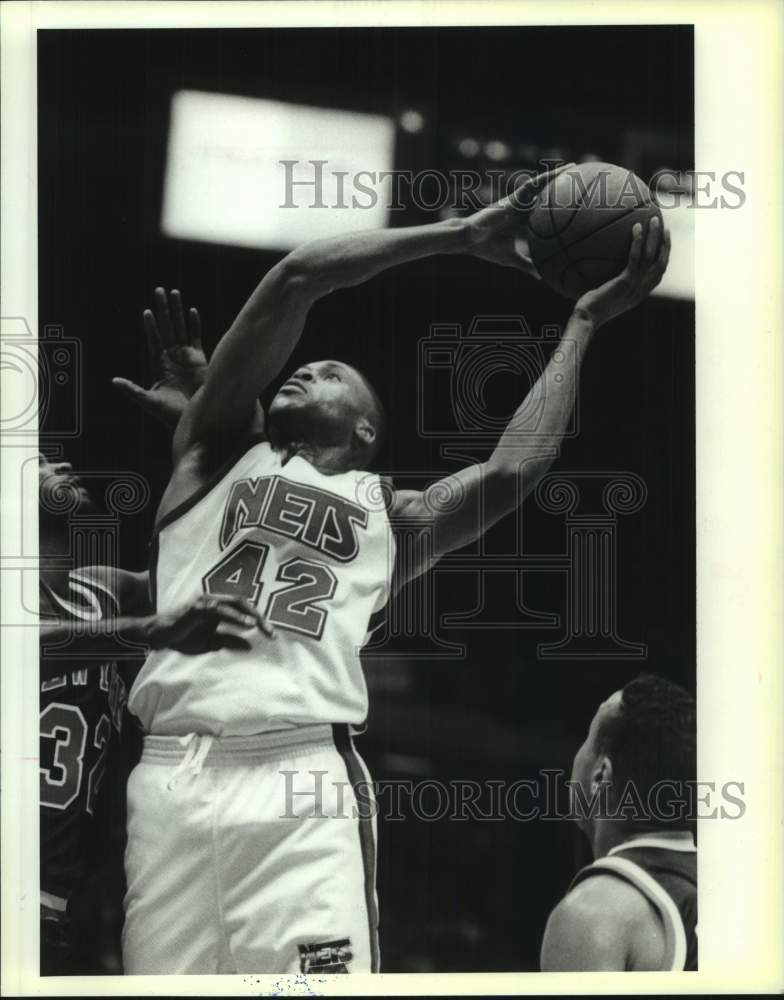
[202,541,337,640]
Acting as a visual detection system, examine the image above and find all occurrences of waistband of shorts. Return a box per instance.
[141,723,344,766]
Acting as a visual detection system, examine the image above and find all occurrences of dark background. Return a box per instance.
[38,26,694,973]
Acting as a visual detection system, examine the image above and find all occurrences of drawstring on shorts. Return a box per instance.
[166,734,215,789]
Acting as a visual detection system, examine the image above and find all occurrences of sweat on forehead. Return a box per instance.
[313,360,359,376]
[316,360,379,403]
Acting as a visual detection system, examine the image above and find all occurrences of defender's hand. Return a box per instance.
[574,218,671,327]
[465,163,575,277]
[144,595,275,654]
[113,287,208,428]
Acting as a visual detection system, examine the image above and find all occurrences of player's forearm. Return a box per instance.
[281,217,469,297]
[488,309,596,479]
[39,616,155,667]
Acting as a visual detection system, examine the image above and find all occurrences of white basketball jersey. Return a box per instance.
[128,440,395,736]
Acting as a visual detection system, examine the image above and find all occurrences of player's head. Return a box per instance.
[570,674,696,833]
[38,452,95,524]
[267,360,386,469]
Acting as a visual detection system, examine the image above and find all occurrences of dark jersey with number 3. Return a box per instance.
[39,571,128,914]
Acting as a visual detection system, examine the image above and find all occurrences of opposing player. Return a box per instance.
[39,395,267,970]
[121,168,670,974]
[540,674,697,972]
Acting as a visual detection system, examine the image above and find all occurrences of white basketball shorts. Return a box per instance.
[122,724,379,974]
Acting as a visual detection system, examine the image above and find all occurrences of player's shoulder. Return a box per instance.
[541,872,652,970]
[548,871,646,933]
[158,430,270,528]
[566,867,655,919]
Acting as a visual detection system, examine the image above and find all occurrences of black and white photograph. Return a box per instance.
[1,1,781,994]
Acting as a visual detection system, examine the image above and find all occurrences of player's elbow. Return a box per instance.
[275,250,331,300]
[486,454,554,498]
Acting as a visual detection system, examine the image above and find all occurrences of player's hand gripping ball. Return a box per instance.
[526,162,663,299]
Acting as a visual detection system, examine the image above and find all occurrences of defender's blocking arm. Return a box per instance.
[39,595,273,678]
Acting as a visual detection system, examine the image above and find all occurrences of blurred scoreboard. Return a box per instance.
[162,90,396,250]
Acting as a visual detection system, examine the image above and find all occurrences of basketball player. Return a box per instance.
[540,674,697,972]
[121,168,670,975]
[38,449,268,974]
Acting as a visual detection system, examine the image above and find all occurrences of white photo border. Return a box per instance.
[1,0,782,995]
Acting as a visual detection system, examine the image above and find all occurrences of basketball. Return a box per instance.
[526,162,662,299]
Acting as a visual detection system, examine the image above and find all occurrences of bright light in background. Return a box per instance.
[652,201,693,300]
[457,137,480,158]
[162,91,396,251]
[160,91,691,299]
[399,109,425,133]
[484,140,510,162]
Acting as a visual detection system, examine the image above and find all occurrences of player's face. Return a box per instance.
[570,689,623,826]
[268,360,374,444]
[38,452,94,515]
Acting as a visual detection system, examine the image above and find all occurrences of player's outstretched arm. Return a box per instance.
[390,220,670,590]
[173,221,469,460]
[173,165,571,461]
[39,595,274,677]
